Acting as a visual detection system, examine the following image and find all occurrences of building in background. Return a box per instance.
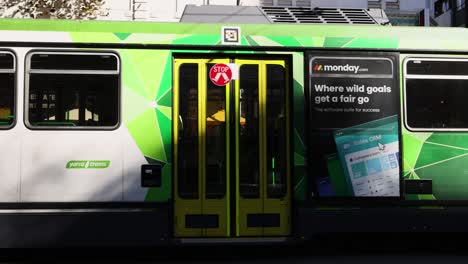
[93,0,466,27]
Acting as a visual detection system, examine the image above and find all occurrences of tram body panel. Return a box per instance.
[20,131,124,202]
[0,130,20,202]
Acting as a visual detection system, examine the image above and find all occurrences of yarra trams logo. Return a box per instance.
[66,160,110,169]
[314,63,365,74]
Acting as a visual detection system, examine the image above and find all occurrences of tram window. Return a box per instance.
[266,64,287,198]
[205,63,226,199]
[27,53,119,128]
[239,64,260,199]
[406,60,468,76]
[0,52,15,128]
[178,63,199,199]
[30,53,118,71]
[405,59,468,130]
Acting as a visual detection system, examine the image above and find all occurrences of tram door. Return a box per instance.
[173,58,290,238]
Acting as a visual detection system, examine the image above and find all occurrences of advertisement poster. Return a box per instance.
[307,52,400,198]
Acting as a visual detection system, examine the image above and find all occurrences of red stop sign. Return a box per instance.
[209,63,232,86]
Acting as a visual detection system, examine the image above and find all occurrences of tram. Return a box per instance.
[0,18,468,247]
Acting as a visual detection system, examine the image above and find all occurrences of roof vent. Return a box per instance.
[260,6,380,25]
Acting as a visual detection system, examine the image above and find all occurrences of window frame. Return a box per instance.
[0,50,17,130]
[24,50,121,131]
[403,57,468,132]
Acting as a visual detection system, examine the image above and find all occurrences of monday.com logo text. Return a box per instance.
[313,63,368,74]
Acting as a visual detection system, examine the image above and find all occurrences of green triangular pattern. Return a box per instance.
[402,133,425,173]
[323,37,354,48]
[125,49,169,100]
[250,36,281,46]
[114,32,131,41]
[292,54,304,87]
[156,108,172,163]
[245,36,259,46]
[172,35,220,45]
[343,38,399,49]
[412,132,433,142]
[156,54,173,102]
[425,133,468,149]
[415,155,468,200]
[127,109,167,162]
[157,89,172,107]
[157,106,172,120]
[240,36,251,46]
[122,85,151,124]
[294,36,315,47]
[125,33,178,43]
[414,142,468,169]
[267,36,302,47]
[120,51,149,99]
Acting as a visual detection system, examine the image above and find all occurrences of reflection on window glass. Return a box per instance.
[205,63,226,199]
[0,73,14,127]
[28,74,118,127]
[178,63,199,199]
[406,79,468,129]
[239,65,260,198]
[266,64,287,198]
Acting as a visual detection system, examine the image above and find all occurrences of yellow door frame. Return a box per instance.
[235,59,291,237]
[173,59,202,237]
[235,59,264,237]
[174,56,291,238]
[173,58,230,237]
[262,60,291,236]
[201,58,230,237]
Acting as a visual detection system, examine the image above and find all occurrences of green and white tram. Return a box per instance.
[0,18,467,246]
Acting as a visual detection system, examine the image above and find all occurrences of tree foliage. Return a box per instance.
[0,0,108,19]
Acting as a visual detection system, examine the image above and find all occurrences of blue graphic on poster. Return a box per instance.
[333,115,400,197]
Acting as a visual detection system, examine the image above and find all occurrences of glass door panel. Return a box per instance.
[205,63,227,199]
[178,63,199,200]
[235,59,291,237]
[236,61,263,236]
[263,62,290,236]
[174,58,230,237]
[202,60,230,237]
[239,64,260,199]
[174,61,202,237]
